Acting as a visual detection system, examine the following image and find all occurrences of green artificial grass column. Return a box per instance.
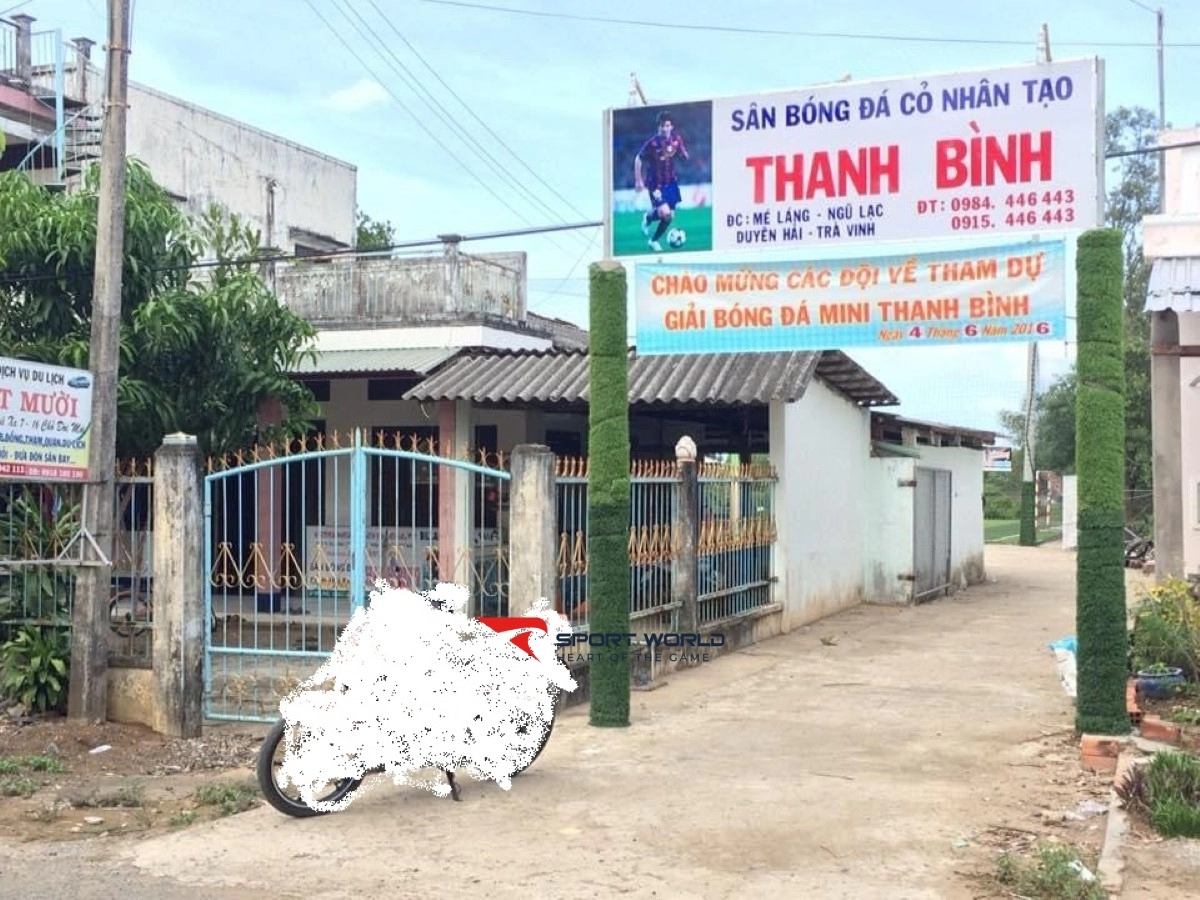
[587,260,632,728]
[1019,480,1037,546]
[1074,228,1130,736]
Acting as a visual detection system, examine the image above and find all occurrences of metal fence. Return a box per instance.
[554,457,778,632]
[697,461,777,626]
[0,467,154,667]
[202,429,512,720]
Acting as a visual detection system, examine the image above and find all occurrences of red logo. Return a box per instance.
[478,617,549,660]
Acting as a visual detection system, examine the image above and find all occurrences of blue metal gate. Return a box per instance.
[202,429,511,722]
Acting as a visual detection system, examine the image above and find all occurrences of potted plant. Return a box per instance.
[1136,662,1187,700]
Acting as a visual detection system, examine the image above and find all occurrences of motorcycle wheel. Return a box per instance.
[256,718,364,818]
[510,689,559,778]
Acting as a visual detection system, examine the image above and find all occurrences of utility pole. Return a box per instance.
[1146,5,1183,580]
[1156,8,1166,207]
[69,0,132,721]
[1019,24,1051,546]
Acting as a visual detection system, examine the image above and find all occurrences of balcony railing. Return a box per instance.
[0,22,15,79]
[273,249,528,327]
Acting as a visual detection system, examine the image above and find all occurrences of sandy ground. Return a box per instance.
[0,543,1196,899]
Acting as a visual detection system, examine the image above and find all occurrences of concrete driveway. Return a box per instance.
[3,544,1105,898]
[123,543,1099,899]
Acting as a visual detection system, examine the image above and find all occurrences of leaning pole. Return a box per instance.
[587,260,632,727]
[1073,228,1130,737]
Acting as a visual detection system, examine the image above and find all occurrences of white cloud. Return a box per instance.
[321,78,389,113]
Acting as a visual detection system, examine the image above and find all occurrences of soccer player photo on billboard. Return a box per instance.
[610,100,713,256]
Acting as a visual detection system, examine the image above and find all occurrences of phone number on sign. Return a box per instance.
[879,320,1055,342]
[920,190,1077,233]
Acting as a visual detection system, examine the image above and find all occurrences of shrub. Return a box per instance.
[994,844,1105,900]
[1116,751,1200,838]
[1129,579,1200,678]
[0,623,71,714]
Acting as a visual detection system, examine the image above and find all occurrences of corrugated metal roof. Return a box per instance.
[291,347,461,376]
[403,349,899,407]
[1147,257,1200,313]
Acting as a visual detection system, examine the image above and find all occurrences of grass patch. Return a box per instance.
[985,518,1063,545]
[994,844,1105,899]
[169,809,199,827]
[0,775,39,797]
[1117,751,1200,838]
[0,754,65,775]
[72,781,147,809]
[193,780,259,816]
[1168,707,1200,726]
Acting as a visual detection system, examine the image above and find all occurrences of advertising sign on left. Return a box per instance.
[0,356,94,482]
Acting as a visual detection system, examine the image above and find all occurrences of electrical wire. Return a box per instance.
[417,0,1200,48]
[0,219,603,287]
[300,0,574,251]
[0,134,1187,287]
[329,0,589,253]
[361,0,593,224]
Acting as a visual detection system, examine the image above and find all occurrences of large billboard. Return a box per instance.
[0,356,94,482]
[633,239,1067,355]
[605,58,1104,259]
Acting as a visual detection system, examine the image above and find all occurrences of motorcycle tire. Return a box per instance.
[510,689,559,778]
[256,718,364,818]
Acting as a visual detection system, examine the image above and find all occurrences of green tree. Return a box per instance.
[1074,228,1129,736]
[356,210,396,250]
[0,160,317,458]
[587,260,631,728]
[999,105,1158,500]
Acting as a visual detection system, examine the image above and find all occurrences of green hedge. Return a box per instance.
[1074,229,1129,736]
[587,261,632,728]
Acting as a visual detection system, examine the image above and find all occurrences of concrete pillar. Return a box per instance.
[451,400,471,604]
[436,399,458,583]
[12,14,33,81]
[152,434,205,738]
[254,396,284,612]
[1151,310,1184,581]
[768,401,791,631]
[509,444,556,612]
[439,234,462,314]
[673,436,699,635]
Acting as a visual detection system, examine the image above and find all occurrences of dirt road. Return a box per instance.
[0,544,1187,898]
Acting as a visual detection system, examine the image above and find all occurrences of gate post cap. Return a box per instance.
[162,433,197,446]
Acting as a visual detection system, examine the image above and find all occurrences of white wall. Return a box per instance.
[125,83,357,251]
[863,456,915,604]
[772,381,872,629]
[313,326,551,354]
[1061,474,1078,550]
[917,445,987,588]
[1180,312,1200,576]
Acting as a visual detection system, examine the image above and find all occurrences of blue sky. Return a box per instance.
[18,0,1200,435]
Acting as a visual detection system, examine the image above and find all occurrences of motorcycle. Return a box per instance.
[256,581,577,817]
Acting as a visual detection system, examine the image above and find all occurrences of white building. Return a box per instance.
[1143,127,1200,579]
[1,14,356,253]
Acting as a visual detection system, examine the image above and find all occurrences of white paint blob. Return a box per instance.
[274,581,578,812]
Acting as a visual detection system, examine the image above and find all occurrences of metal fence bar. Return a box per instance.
[552,457,779,633]
[204,442,357,721]
[696,462,777,626]
[199,430,512,722]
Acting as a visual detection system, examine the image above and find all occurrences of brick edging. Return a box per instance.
[1127,677,1188,747]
